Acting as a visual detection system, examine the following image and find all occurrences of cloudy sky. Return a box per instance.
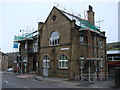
[0,0,119,53]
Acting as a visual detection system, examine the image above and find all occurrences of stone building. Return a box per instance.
[0,51,8,71]
[38,6,107,81]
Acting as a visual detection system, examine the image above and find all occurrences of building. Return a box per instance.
[14,31,38,74]
[38,6,107,81]
[6,52,19,71]
[107,50,120,76]
[0,51,8,71]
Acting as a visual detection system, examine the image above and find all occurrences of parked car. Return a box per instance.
[6,68,14,72]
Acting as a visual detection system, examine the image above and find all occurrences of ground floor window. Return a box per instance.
[58,54,68,69]
[43,55,50,68]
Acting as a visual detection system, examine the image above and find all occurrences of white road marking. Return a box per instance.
[24,86,30,90]
[4,80,8,83]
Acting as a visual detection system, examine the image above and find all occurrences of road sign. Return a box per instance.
[23,63,28,67]
[23,60,28,62]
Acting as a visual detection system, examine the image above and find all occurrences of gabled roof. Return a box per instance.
[44,6,72,24]
[44,6,99,32]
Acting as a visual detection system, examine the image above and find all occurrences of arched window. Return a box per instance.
[58,54,68,69]
[43,55,50,68]
[50,31,59,46]
[80,35,84,45]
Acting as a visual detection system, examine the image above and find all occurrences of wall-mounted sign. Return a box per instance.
[60,48,69,51]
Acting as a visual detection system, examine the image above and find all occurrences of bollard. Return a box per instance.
[115,67,120,88]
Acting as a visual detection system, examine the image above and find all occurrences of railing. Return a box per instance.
[19,49,38,53]
[80,74,115,81]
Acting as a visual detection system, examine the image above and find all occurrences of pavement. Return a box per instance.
[15,73,116,88]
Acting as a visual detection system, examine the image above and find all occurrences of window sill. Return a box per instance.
[58,67,68,69]
[49,44,60,47]
[42,66,50,69]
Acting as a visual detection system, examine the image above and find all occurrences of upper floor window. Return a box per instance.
[25,43,27,50]
[80,35,84,45]
[100,40,103,48]
[58,54,68,69]
[50,31,60,46]
[108,56,120,61]
[33,42,38,52]
[51,15,57,21]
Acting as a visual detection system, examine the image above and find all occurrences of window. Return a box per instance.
[100,40,103,48]
[50,31,59,46]
[80,56,84,68]
[51,15,57,21]
[43,55,50,68]
[80,35,84,45]
[33,42,38,52]
[25,43,27,50]
[100,60,103,68]
[100,56,103,68]
[114,56,120,61]
[58,54,68,69]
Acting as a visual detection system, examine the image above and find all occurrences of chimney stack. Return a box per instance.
[38,22,44,30]
[87,5,95,25]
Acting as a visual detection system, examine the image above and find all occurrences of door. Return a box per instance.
[42,55,50,77]
[43,67,48,76]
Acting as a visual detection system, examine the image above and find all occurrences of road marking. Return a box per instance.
[4,80,8,83]
[24,86,30,90]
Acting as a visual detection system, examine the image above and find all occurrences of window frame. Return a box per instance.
[42,55,50,68]
[58,54,68,69]
[49,31,60,46]
[100,40,103,49]
[80,35,84,45]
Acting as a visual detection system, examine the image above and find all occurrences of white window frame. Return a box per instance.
[80,35,84,45]
[58,54,68,69]
[100,40,103,48]
[100,60,103,68]
[50,31,60,46]
[43,55,50,68]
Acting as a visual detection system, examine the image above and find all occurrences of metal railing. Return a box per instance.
[80,74,115,81]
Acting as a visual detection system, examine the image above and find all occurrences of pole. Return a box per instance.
[21,62,22,74]
[25,63,26,75]
[89,60,91,81]
[81,60,83,80]
[81,67,83,81]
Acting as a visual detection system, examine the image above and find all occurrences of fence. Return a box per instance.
[80,74,115,81]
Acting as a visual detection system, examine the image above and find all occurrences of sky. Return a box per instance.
[0,0,119,53]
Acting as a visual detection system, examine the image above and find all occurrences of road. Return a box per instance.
[1,72,116,90]
[2,72,65,89]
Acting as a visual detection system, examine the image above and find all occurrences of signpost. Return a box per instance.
[23,59,28,75]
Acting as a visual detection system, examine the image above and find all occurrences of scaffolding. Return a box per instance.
[14,30,38,41]
[61,10,99,31]
[61,9,105,81]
